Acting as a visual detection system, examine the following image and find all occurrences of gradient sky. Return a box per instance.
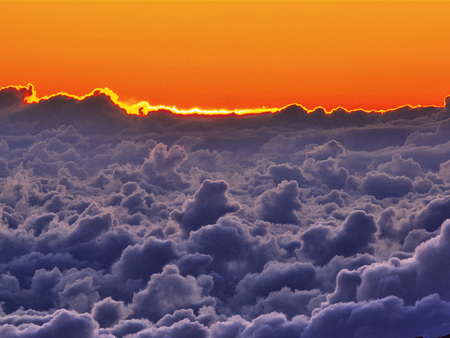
[1,0,450,110]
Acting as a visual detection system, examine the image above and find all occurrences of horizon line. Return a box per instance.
[2,83,447,117]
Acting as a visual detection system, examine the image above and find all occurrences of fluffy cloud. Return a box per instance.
[141,143,189,191]
[0,309,99,338]
[255,181,301,224]
[412,196,450,232]
[356,220,450,305]
[171,180,239,235]
[362,172,413,199]
[0,86,449,336]
[300,211,377,266]
[130,265,215,322]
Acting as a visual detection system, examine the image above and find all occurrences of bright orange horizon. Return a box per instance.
[1,1,450,111]
[4,83,446,117]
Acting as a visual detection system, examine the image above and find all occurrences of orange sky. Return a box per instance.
[1,1,449,111]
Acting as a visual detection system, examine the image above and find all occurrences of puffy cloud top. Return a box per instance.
[0,86,449,337]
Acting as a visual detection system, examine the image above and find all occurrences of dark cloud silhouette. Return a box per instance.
[0,86,449,336]
[0,85,32,112]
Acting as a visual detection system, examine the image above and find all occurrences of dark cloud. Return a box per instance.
[130,265,215,322]
[186,216,284,282]
[440,159,450,183]
[0,309,99,337]
[111,236,178,283]
[302,157,349,189]
[0,85,32,112]
[91,297,131,328]
[132,319,210,338]
[377,153,423,179]
[171,180,239,235]
[362,172,413,199]
[255,180,301,224]
[268,164,308,187]
[301,211,377,266]
[412,196,450,232]
[141,143,189,190]
[0,86,449,336]
[232,313,308,338]
[306,140,345,161]
[233,261,317,310]
[0,159,10,178]
[352,220,450,305]
[304,294,450,338]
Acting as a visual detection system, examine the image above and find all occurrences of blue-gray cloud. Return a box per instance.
[0,86,449,336]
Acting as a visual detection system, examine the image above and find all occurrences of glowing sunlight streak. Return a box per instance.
[1,83,442,117]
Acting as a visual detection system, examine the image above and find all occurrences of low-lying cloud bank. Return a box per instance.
[0,87,449,337]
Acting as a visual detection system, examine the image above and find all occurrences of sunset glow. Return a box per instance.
[4,83,442,117]
[1,1,449,111]
[6,83,279,116]
[1,2,450,336]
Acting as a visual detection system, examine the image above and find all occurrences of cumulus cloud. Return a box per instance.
[141,143,189,191]
[377,153,423,179]
[412,196,450,232]
[171,180,239,235]
[355,220,450,305]
[0,86,449,336]
[0,85,33,112]
[0,309,99,338]
[130,265,215,322]
[255,180,301,224]
[362,172,413,199]
[91,297,131,328]
[306,140,345,161]
[300,211,377,266]
[232,261,317,317]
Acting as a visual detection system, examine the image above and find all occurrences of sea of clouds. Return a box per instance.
[0,87,449,337]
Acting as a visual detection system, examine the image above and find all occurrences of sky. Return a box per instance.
[1,0,450,110]
[1,1,450,337]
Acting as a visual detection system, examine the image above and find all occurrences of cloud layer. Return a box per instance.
[0,87,449,337]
